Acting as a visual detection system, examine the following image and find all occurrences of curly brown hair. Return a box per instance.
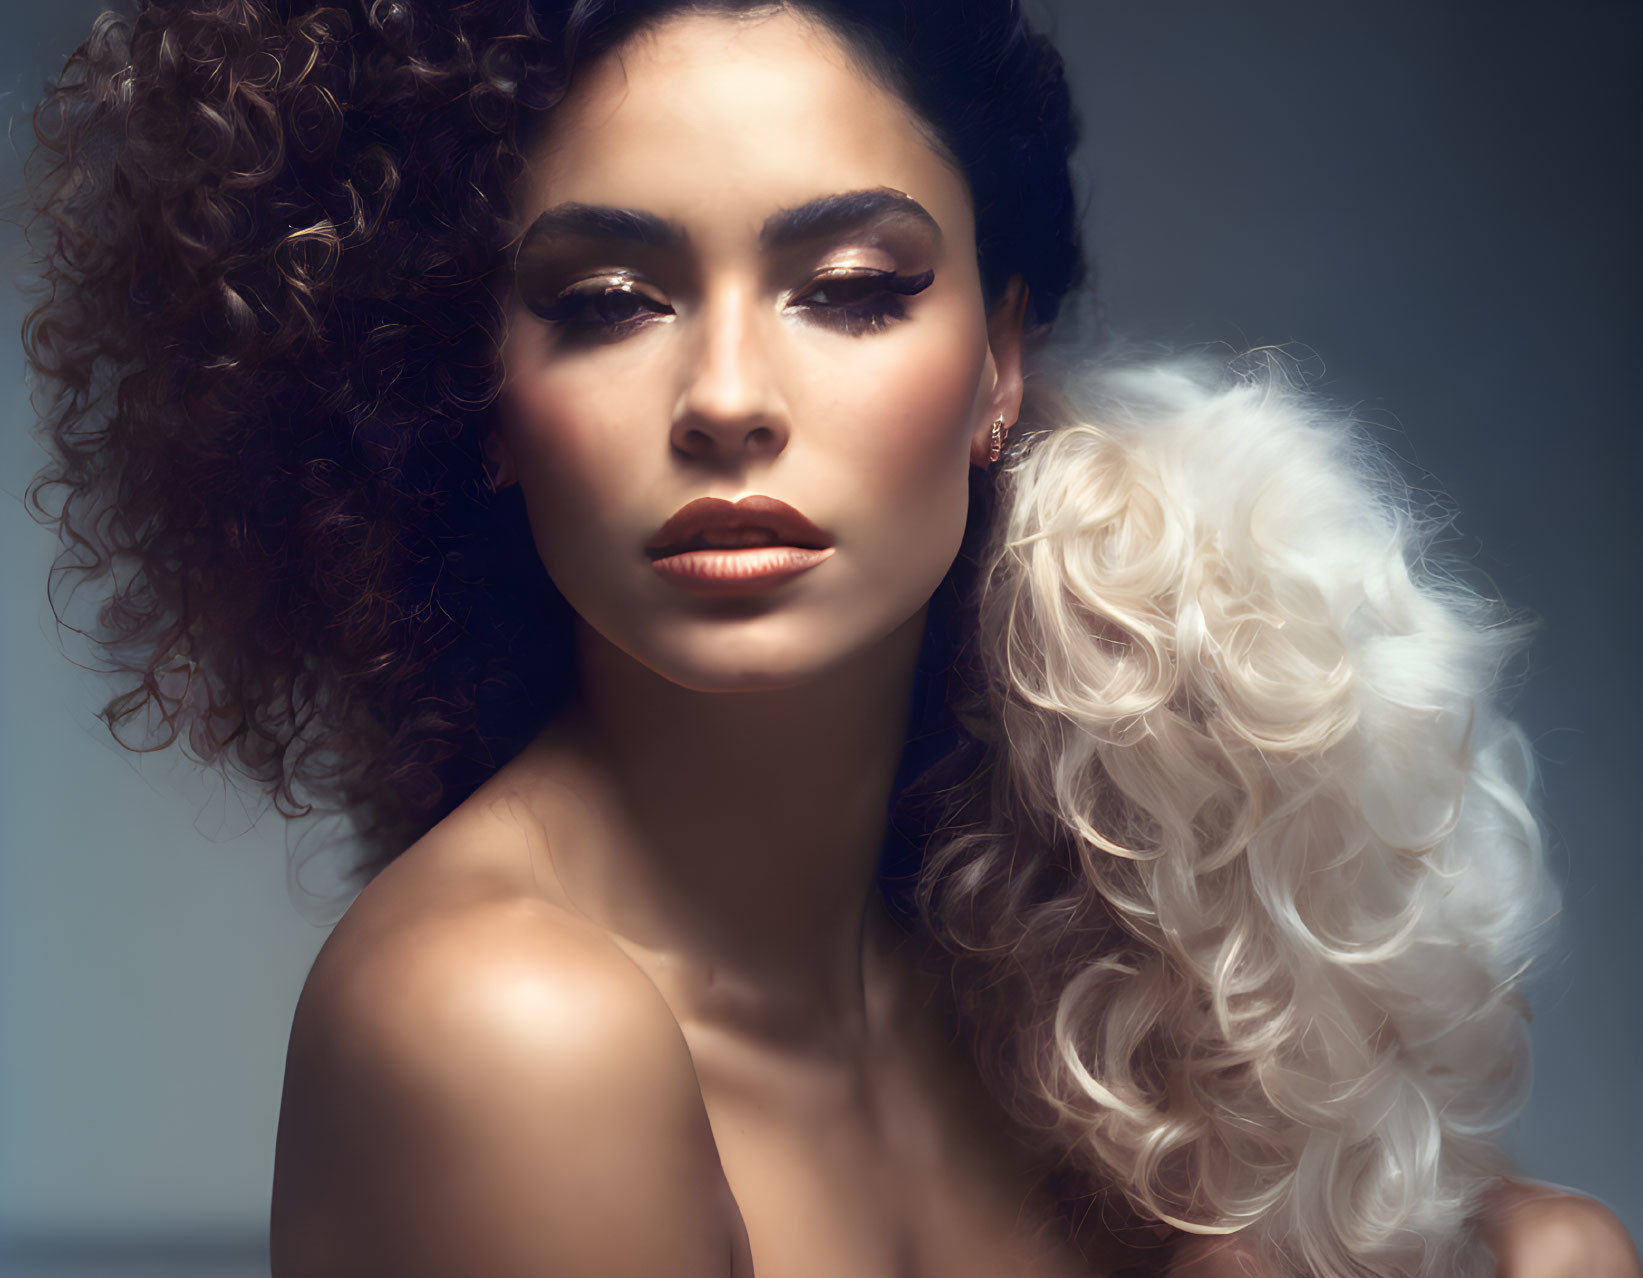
[24,0,1083,881]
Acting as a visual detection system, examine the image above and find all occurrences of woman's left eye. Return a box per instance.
[787,268,935,336]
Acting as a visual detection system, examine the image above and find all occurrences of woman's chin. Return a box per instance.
[585,606,927,698]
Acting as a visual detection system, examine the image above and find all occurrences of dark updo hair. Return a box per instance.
[537,0,1084,324]
[24,0,1084,877]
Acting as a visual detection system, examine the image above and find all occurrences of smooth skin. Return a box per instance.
[1168,1183,1640,1277]
[269,9,1640,1277]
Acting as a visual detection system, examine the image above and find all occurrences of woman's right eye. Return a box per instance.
[527,278,673,334]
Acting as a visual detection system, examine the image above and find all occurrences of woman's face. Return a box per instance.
[496,7,1024,692]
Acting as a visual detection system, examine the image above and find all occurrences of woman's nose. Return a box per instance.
[669,286,790,465]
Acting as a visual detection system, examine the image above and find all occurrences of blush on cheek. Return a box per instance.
[498,385,618,586]
[503,363,635,508]
[840,324,987,503]
[819,332,985,611]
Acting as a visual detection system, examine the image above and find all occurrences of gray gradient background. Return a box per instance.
[1,0,1637,1271]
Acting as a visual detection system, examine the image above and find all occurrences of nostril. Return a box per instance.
[674,427,715,458]
[669,412,788,461]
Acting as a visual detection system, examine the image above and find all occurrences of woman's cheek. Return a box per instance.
[827,322,986,581]
[503,372,645,587]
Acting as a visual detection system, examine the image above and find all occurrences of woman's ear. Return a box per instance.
[484,430,519,491]
[970,274,1030,467]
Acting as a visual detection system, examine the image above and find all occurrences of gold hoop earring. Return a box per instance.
[988,416,1009,464]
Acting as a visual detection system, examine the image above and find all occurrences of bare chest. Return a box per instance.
[690,1031,1102,1278]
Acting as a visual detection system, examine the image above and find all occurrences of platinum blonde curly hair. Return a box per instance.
[918,351,1556,1277]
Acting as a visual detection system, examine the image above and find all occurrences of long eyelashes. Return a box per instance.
[788,267,934,336]
[523,268,935,340]
[525,277,672,334]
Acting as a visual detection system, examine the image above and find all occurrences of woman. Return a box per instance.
[22,0,1637,1274]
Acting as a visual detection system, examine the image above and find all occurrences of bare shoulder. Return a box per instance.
[1162,1182,1640,1278]
[1484,1180,1642,1278]
[271,891,743,1278]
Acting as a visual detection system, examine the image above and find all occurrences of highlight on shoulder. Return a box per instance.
[270,895,746,1278]
[1483,1179,1642,1278]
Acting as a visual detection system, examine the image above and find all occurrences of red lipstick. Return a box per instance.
[646,495,834,596]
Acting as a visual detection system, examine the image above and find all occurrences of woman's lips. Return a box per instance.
[646,494,834,596]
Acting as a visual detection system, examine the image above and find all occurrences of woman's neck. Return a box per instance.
[517,608,930,1053]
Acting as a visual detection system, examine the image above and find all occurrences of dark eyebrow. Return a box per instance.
[758,188,942,249]
[517,188,941,257]
[519,203,688,251]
